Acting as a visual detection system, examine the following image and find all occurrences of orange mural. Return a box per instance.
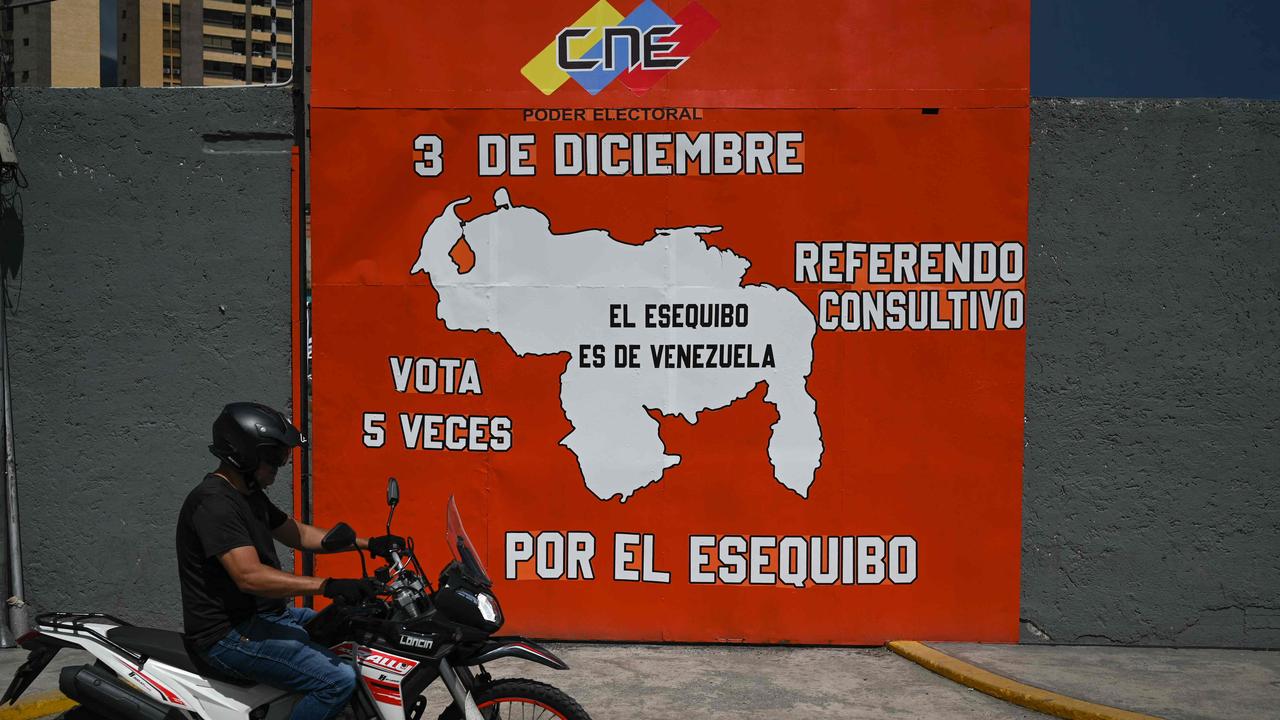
[309,0,1029,644]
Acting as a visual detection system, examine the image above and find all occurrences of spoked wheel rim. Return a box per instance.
[477,697,568,720]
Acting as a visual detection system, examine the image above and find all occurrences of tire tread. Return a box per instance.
[437,677,591,720]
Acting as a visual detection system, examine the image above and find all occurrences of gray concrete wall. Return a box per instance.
[2,90,1275,645]
[1023,99,1280,648]
[6,88,295,629]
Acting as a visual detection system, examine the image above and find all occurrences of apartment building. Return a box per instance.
[119,0,293,87]
[1,0,100,88]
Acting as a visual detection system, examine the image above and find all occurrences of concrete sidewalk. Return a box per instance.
[1,641,1277,719]
[462,643,1049,718]
[927,642,1280,720]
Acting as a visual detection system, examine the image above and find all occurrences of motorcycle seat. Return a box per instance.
[105,626,255,687]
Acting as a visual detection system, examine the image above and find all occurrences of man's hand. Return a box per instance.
[322,578,384,604]
[367,534,407,560]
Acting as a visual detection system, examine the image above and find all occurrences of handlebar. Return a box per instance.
[377,544,430,619]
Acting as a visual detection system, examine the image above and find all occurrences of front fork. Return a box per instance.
[438,657,484,720]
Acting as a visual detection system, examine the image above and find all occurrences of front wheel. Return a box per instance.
[438,678,591,720]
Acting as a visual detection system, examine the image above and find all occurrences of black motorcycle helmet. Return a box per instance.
[209,402,305,481]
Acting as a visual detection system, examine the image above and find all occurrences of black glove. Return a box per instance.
[322,578,383,604]
[367,534,407,560]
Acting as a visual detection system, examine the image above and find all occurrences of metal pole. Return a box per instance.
[1,277,27,639]
[270,0,278,84]
[0,15,18,649]
[294,0,313,599]
[0,274,12,648]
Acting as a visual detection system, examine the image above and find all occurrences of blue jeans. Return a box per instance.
[204,606,357,720]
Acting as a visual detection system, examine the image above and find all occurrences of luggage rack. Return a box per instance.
[35,612,145,665]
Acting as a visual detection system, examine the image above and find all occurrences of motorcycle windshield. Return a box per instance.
[446,496,490,584]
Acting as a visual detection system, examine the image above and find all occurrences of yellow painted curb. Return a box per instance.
[888,641,1164,720]
[0,691,76,720]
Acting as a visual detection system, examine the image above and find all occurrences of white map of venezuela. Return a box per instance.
[411,190,823,501]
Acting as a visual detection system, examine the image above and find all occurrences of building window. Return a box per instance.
[21,38,27,46]
[203,34,240,53]
[203,60,234,79]
[122,9,127,18]
[21,70,28,82]
[122,55,127,65]
[251,41,293,60]
[204,9,245,30]
[122,33,128,42]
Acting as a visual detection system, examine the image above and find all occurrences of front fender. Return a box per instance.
[457,637,569,670]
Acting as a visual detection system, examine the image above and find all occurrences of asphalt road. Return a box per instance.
[12,641,1278,718]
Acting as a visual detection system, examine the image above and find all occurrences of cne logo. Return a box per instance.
[555,25,685,74]
[521,0,719,96]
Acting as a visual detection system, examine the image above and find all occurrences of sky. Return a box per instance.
[98,1,1280,98]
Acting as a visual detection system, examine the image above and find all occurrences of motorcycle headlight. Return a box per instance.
[476,592,499,624]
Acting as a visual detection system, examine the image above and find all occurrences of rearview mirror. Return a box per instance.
[387,477,400,507]
[321,522,356,552]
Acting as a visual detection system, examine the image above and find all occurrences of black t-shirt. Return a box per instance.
[176,474,290,649]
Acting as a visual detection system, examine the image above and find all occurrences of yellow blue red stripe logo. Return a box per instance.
[521,0,719,96]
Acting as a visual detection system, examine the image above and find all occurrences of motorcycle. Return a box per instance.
[1,478,591,720]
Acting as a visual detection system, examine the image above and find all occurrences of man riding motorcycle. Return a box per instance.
[177,402,400,720]
[0,400,589,719]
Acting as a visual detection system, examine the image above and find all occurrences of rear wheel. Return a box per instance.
[438,678,590,720]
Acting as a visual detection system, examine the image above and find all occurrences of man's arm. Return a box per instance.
[218,546,327,598]
[272,517,369,553]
